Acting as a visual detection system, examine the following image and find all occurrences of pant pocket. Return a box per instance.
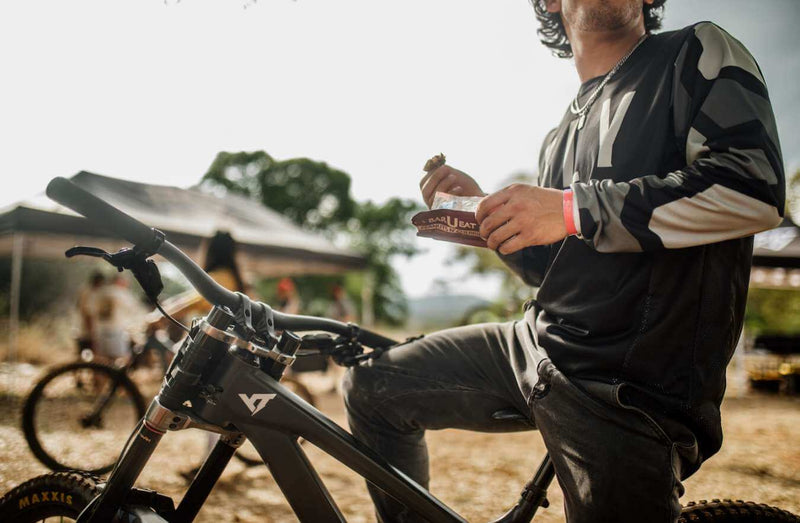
[613,383,675,446]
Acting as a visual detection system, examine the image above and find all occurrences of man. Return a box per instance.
[76,271,105,356]
[343,1,785,521]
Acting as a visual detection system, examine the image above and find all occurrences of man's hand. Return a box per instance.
[476,184,568,254]
[419,165,485,209]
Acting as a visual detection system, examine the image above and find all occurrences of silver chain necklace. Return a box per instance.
[570,33,648,130]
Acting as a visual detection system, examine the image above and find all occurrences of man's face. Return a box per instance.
[547,0,651,33]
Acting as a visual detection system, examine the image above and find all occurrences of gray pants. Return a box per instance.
[343,321,696,523]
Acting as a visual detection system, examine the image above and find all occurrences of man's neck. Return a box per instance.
[567,20,646,83]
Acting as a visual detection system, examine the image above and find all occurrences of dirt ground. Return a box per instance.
[1,362,799,522]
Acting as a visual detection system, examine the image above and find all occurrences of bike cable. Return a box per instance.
[153,300,191,335]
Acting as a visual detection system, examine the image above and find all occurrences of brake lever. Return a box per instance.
[65,246,110,259]
[64,245,164,302]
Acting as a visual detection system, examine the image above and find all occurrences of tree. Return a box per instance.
[744,168,800,336]
[201,151,421,325]
[450,171,538,315]
[349,198,421,324]
[202,151,355,231]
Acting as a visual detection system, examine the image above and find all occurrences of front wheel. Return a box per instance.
[679,499,800,522]
[0,471,101,522]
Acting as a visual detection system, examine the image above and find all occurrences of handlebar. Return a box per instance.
[46,176,398,349]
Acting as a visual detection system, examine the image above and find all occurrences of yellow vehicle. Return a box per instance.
[747,335,800,394]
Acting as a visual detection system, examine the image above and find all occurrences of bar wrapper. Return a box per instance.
[412,192,487,248]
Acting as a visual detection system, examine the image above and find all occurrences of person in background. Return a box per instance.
[154,231,249,329]
[76,271,105,358]
[275,277,301,315]
[323,283,357,393]
[326,284,356,324]
[204,231,247,296]
[92,273,143,365]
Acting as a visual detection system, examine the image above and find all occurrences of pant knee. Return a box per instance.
[342,364,380,418]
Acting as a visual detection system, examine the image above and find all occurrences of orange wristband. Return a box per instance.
[563,189,578,236]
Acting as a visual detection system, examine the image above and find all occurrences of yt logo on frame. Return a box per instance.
[239,393,276,416]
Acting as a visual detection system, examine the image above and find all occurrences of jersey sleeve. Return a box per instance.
[571,22,785,253]
[497,129,558,286]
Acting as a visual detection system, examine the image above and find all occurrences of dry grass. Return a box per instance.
[0,318,76,366]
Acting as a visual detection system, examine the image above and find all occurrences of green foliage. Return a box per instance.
[348,198,422,324]
[203,151,355,231]
[257,274,350,318]
[745,168,800,335]
[451,245,533,314]
[450,170,537,315]
[202,150,422,325]
[745,287,800,336]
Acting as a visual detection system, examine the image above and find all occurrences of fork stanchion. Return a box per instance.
[173,434,242,523]
[77,420,166,522]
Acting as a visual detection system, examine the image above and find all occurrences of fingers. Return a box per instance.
[497,234,526,255]
[418,165,440,191]
[475,187,512,223]
[485,221,520,251]
[420,166,454,207]
[478,204,513,239]
[434,172,462,196]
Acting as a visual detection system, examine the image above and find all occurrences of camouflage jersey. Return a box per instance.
[502,22,785,467]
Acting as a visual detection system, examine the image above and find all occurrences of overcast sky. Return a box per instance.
[1,0,798,298]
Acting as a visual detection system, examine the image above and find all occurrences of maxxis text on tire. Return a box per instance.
[0,471,101,523]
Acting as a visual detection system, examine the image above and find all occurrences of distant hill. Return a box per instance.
[406,294,491,330]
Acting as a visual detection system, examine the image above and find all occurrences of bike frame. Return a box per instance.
[78,331,554,523]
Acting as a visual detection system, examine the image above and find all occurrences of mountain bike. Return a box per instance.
[1,176,797,523]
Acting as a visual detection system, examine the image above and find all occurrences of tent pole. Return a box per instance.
[361,270,375,327]
[8,233,24,363]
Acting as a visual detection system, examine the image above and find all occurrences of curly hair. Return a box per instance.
[530,0,667,58]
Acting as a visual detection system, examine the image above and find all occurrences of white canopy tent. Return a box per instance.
[752,217,800,289]
[1,171,366,360]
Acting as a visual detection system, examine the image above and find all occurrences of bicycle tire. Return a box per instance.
[679,499,800,522]
[22,362,147,474]
[233,376,316,467]
[0,471,101,522]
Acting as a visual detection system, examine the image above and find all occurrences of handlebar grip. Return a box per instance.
[46,177,159,248]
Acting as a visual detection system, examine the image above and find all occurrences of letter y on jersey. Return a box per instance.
[598,91,636,168]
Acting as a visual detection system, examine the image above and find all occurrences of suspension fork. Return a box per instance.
[77,418,167,522]
[173,433,243,523]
